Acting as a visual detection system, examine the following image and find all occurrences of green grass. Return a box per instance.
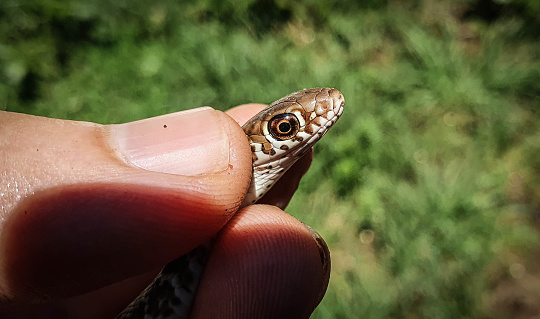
[1,0,539,318]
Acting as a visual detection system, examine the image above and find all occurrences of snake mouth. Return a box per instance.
[288,89,344,158]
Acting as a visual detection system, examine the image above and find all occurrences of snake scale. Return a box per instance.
[116,88,345,318]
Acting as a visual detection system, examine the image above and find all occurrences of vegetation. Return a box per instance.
[1,0,539,317]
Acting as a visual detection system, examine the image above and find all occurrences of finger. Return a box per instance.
[226,103,267,126]
[190,205,331,319]
[225,104,314,209]
[0,270,159,318]
[0,108,252,303]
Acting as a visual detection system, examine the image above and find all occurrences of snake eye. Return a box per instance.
[268,113,299,140]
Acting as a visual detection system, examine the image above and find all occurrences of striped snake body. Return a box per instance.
[117,88,344,318]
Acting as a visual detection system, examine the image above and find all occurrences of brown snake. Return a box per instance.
[116,88,344,318]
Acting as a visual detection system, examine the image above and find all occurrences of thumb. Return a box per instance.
[0,108,252,303]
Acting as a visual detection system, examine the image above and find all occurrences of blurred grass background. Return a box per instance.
[1,0,539,318]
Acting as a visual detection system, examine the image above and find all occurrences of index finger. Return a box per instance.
[225,103,267,126]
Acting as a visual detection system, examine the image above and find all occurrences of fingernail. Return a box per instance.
[110,107,230,176]
[302,223,331,303]
[302,224,330,273]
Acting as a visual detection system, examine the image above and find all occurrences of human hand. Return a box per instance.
[0,104,330,318]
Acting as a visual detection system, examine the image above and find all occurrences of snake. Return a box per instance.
[116,87,345,319]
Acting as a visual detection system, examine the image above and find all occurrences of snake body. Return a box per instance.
[117,88,344,319]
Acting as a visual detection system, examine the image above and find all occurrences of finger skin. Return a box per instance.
[0,110,252,303]
[226,103,267,126]
[190,205,331,319]
[0,269,159,319]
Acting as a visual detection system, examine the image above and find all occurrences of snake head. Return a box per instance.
[241,87,345,205]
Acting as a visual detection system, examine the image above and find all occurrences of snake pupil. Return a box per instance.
[278,121,291,133]
[268,113,299,140]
